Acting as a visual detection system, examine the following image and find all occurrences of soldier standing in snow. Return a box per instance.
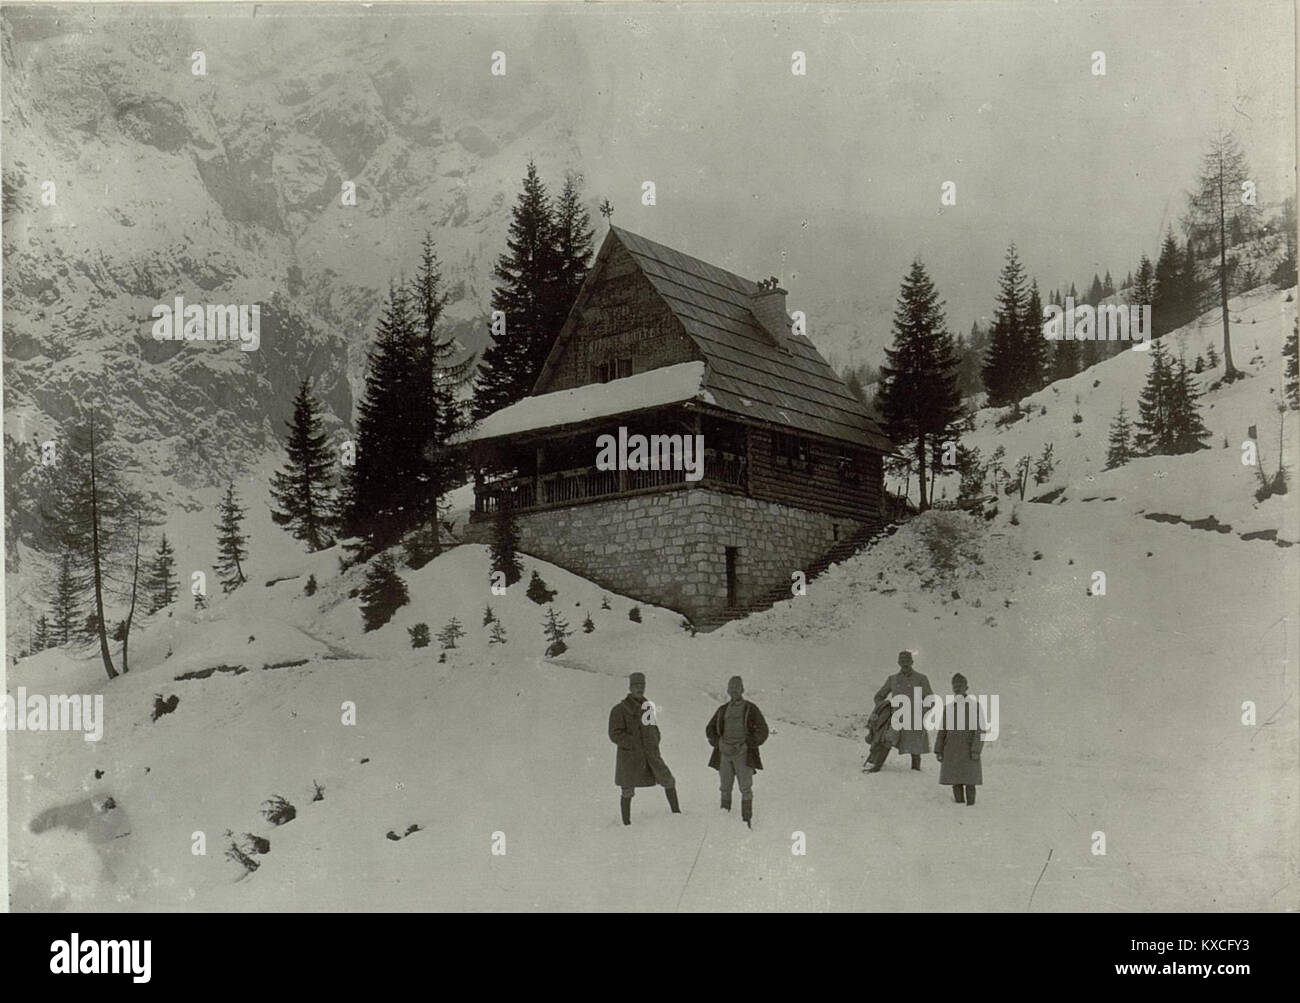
[865,650,933,773]
[706,675,770,828]
[608,671,680,826]
[935,672,984,805]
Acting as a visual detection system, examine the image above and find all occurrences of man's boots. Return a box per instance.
[741,799,753,829]
[911,754,922,771]
[720,793,732,812]
[953,785,965,804]
[620,796,632,826]
[965,785,976,806]
[666,788,681,814]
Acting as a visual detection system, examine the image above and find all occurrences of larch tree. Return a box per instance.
[39,411,136,679]
[1186,129,1259,380]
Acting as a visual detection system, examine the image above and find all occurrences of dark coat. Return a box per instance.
[608,694,663,788]
[935,696,985,786]
[706,700,769,771]
[874,668,933,755]
[865,695,899,752]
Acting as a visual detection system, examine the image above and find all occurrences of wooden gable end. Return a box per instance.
[533,237,700,394]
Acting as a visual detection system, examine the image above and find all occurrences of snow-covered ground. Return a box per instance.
[6,503,1297,911]
[925,284,1300,546]
[5,287,1297,913]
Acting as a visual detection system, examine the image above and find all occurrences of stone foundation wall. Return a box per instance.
[463,488,870,623]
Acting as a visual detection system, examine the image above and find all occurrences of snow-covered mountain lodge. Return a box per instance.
[463,226,895,625]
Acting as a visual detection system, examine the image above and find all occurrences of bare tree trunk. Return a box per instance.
[1218,156,1237,377]
[121,514,142,675]
[916,436,928,510]
[88,415,118,680]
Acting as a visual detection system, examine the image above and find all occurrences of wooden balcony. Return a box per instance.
[472,449,747,520]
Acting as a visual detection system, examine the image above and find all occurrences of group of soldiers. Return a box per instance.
[607,672,768,828]
[607,650,985,825]
[864,650,985,805]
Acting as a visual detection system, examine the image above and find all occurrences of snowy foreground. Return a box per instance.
[6,289,1299,913]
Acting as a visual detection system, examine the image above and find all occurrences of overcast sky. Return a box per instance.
[287,0,1296,339]
[13,1,1298,350]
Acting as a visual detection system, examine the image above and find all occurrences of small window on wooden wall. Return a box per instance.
[592,358,632,383]
[838,451,862,485]
[773,432,813,473]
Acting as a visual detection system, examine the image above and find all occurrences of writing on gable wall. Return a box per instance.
[538,243,696,392]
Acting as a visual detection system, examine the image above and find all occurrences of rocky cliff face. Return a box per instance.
[2,8,587,570]
[0,6,597,655]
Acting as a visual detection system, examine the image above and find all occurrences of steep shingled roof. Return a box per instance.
[603,227,893,452]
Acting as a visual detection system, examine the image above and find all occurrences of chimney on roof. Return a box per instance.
[750,276,791,345]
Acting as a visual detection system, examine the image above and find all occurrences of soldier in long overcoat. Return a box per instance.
[866,650,933,773]
[608,671,680,825]
[935,672,985,805]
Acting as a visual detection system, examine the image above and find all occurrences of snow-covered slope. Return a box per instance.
[922,284,1300,546]
[8,500,1297,910]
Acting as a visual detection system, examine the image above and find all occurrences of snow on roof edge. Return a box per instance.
[461,361,709,443]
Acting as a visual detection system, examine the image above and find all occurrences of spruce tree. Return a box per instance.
[1102,270,1115,298]
[982,244,1033,411]
[270,377,336,552]
[1179,240,1202,331]
[215,482,249,593]
[1105,402,1134,469]
[542,606,571,657]
[147,533,178,612]
[1087,273,1104,307]
[490,495,524,587]
[359,553,410,632]
[49,550,83,645]
[1167,354,1212,454]
[339,282,423,553]
[33,615,51,652]
[1134,340,1175,455]
[473,160,561,419]
[1132,254,1156,311]
[1051,332,1080,383]
[1153,230,1185,337]
[410,233,475,560]
[877,259,962,509]
[552,170,595,332]
[436,617,465,649]
[1025,280,1050,390]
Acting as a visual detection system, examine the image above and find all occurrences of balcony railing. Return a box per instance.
[473,449,747,518]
